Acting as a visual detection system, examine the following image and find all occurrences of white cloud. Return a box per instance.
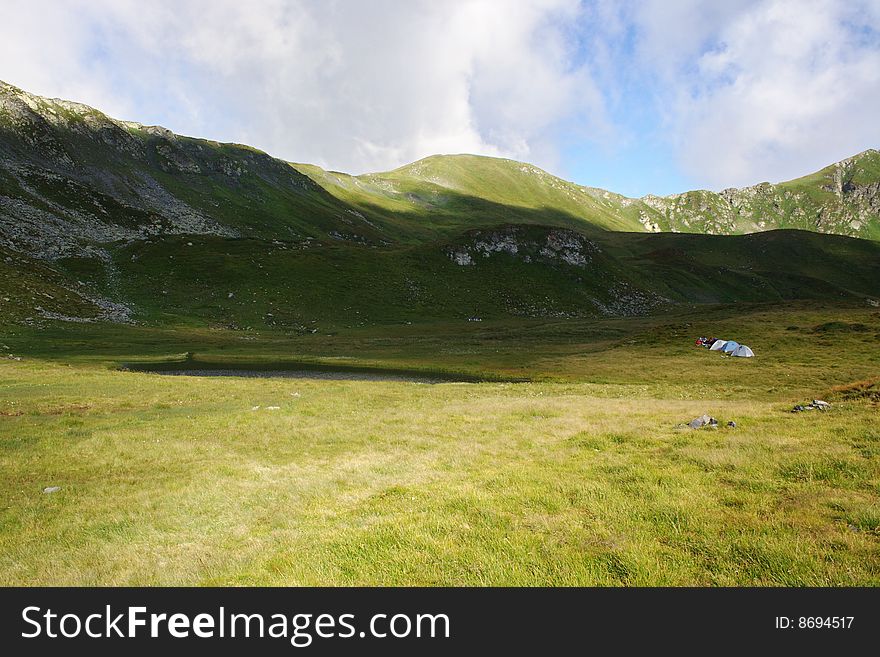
[3,0,878,191]
[625,0,880,188]
[0,1,135,119]
[0,0,606,175]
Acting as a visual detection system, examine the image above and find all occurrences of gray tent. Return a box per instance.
[732,344,754,358]
[721,340,740,354]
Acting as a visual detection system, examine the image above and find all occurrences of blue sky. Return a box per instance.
[2,0,879,197]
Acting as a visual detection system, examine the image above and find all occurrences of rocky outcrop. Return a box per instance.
[446,226,666,318]
[448,227,598,269]
[0,162,235,259]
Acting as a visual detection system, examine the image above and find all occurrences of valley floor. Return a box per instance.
[1,303,878,585]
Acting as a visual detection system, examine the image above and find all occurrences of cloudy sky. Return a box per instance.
[2,0,879,196]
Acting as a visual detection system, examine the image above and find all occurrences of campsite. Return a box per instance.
[697,337,754,357]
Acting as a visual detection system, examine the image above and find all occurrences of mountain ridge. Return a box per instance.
[1,80,878,330]
[2,80,878,250]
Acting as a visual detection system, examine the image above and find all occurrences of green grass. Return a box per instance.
[4,222,876,334]
[1,303,878,585]
[618,149,880,239]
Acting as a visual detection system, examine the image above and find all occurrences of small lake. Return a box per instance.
[121,361,522,384]
[143,368,453,383]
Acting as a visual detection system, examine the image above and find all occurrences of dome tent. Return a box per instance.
[732,344,754,358]
[721,341,739,354]
[709,340,727,351]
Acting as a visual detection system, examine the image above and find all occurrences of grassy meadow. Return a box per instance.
[1,302,878,586]
[2,81,879,588]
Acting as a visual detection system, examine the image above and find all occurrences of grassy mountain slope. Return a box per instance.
[601,229,880,303]
[3,225,878,331]
[290,154,647,242]
[0,80,641,256]
[0,81,399,250]
[619,150,880,239]
[1,80,879,331]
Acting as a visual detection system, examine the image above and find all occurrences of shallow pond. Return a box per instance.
[143,368,452,383]
[122,361,520,384]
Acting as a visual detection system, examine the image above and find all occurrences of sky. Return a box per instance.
[1,0,879,197]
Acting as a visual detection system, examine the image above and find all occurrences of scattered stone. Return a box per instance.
[688,414,718,429]
[792,400,832,413]
[42,486,61,494]
[449,248,474,266]
[251,405,260,411]
[266,406,280,410]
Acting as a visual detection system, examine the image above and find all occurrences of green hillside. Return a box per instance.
[1,80,879,331]
[621,150,880,239]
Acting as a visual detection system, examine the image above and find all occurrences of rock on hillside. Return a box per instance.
[446,226,668,317]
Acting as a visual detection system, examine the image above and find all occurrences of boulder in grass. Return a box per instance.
[792,400,832,413]
[43,486,61,494]
[688,414,718,429]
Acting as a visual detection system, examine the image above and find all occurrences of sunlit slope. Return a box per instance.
[618,150,880,239]
[374,154,643,231]
[0,80,642,253]
[292,154,645,237]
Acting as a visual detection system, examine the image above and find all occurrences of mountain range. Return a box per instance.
[1,80,878,329]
